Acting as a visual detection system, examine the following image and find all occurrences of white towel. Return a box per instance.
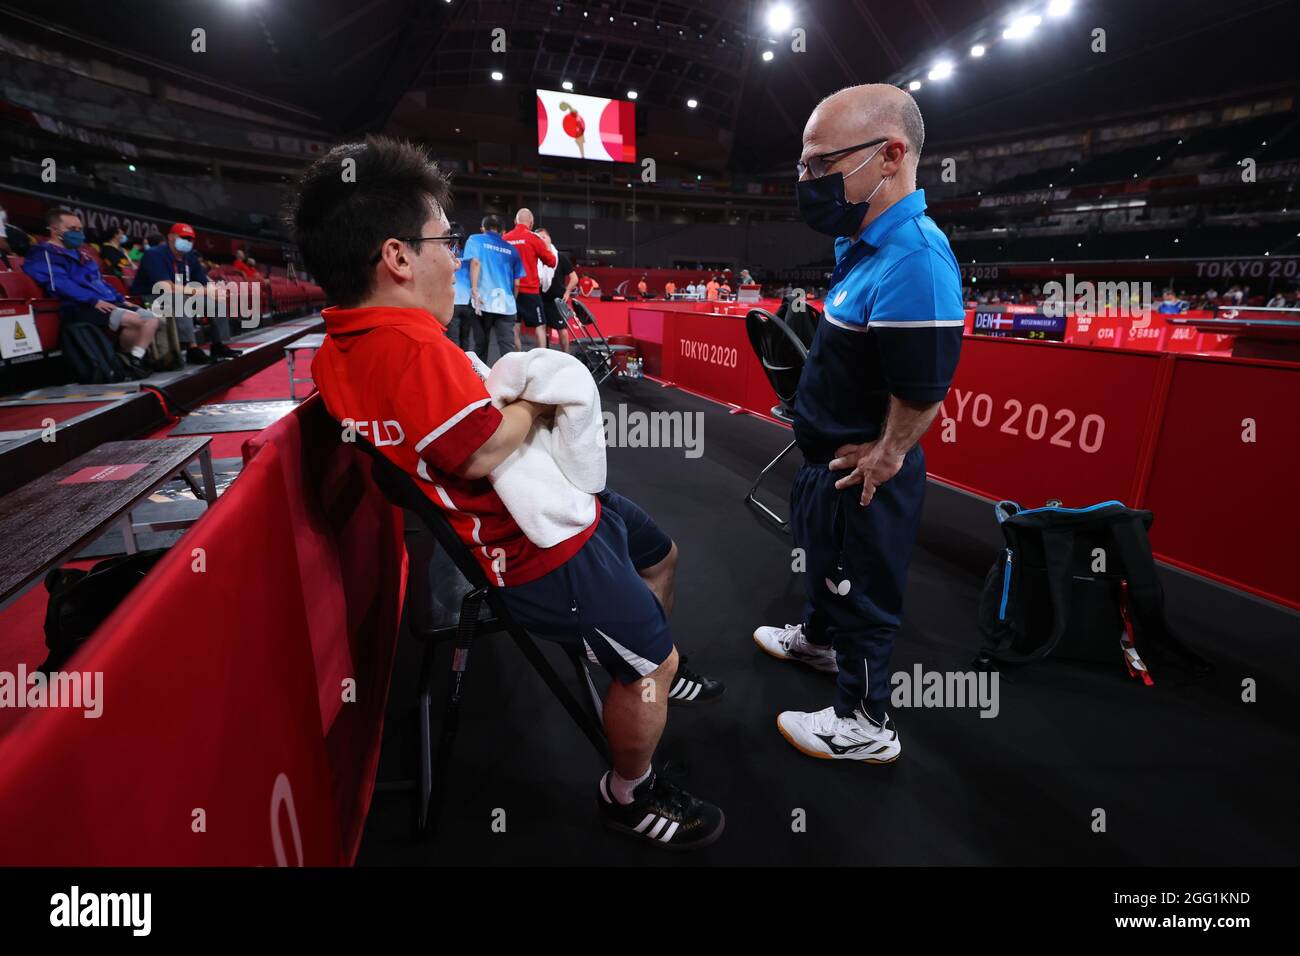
[485,349,605,549]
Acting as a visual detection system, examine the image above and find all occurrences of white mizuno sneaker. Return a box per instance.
[752,623,838,674]
[776,706,901,763]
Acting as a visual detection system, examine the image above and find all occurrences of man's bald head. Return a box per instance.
[515,208,534,227]
[806,83,924,164]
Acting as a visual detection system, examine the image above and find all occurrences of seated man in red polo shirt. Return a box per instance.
[292,136,724,851]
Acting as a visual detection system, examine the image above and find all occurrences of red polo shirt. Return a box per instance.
[502,225,556,295]
[311,305,599,586]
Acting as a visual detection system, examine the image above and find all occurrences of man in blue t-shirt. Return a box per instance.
[753,84,964,765]
[447,222,473,351]
[463,215,525,363]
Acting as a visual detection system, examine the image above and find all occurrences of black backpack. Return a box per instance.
[61,321,128,385]
[40,548,168,672]
[975,500,1211,683]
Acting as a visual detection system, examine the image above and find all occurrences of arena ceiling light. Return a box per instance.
[490,70,504,81]
[687,98,699,108]
[561,80,573,90]
[627,90,638,99]
[970,43,986,57]
[1047,0,1073,16]
[762,50,775,62]
[1003,13,1042,40]
[908,80,922,92]
[927,60,954,81]
[766,4,794,33]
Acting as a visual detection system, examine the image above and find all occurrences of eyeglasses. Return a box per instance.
[796,137,889,180]
[370,233,463,265]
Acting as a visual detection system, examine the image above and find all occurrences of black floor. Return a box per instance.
[358,377,1300,866]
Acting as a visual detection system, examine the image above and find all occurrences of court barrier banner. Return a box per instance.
[644,312,1299,612]
[0,396,406,864]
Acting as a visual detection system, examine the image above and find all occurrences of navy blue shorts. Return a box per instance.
[497,489,674,684]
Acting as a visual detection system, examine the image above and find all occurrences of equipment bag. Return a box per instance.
[975,500,1211,683]
[148,313,184,371]
[40,548,169,672]
[61,322,128,384]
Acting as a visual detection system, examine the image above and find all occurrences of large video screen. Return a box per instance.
[536,89,636,163]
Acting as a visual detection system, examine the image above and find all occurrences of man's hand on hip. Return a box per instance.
[830,441,906,507]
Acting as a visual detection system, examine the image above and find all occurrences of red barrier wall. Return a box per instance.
[642,315,1300,612]
[0,398,406,865]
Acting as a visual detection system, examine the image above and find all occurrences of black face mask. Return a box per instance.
[796,143,890,238]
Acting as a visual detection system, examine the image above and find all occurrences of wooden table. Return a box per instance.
[0,437,215,611]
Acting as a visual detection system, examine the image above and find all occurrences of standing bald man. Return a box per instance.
[753,84,965,763]
[503,207,557,349]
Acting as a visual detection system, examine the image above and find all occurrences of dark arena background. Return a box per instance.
[0,0,1295,936]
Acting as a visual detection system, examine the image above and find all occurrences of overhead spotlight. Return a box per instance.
[490,70,503,81]
[767,3,794,32]
[908,79,922,91]
[928,60,954,81]
[762,50,775,62]
[127,164,137,172]
[1047,0,1072,16]
[970,44,985,57]
[561,80,573,90]
[627,90,638,99]
[1003,14,1041,40]
[687,98,699,108]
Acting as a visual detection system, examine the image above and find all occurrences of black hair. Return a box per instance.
[481,214,502,233]
[290,135,453,307]
[44,206,74,229]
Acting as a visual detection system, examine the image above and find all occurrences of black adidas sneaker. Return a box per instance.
[667,656,725,705]
[597,771,725,850]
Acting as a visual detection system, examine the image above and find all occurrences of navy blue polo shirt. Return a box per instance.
[792,189,965,462]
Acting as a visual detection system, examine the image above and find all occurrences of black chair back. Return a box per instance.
[352,435,492,590]
[745,307,810,420]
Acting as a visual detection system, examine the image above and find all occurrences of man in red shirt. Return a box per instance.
[292,137,724,851]
[502,208,557,351]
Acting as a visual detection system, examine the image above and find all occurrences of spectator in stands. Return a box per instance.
[1157,290,1186,314]
[23,207,159,378]
[0,205,32,270]
[705,275,720,301]
[1225,285,1245,305]
[230,248,260,280]
[292,136,725,850]
[465,214,525,362]
[637,275,649,298]
[536,227,576,354]
[577,273,600,297]
[664,279,677,298]
[245,256,260,274]
[132,222,238,364]
[739,269,754,286]
[98,226,132,277]
[718,277,732,298]
[1267,291,1289,308]
[503,208,557,350]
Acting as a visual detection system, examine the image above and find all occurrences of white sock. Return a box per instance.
[611,766,652,805]
[130,346,147,359]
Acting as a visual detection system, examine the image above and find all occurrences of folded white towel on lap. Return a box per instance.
[485,349,606,549]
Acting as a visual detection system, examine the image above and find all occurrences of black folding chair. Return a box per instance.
[566,298,636,385]
[352,436,608,839]
[743,302,816,532]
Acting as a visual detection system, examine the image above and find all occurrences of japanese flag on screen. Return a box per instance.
[536,89,636,163]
